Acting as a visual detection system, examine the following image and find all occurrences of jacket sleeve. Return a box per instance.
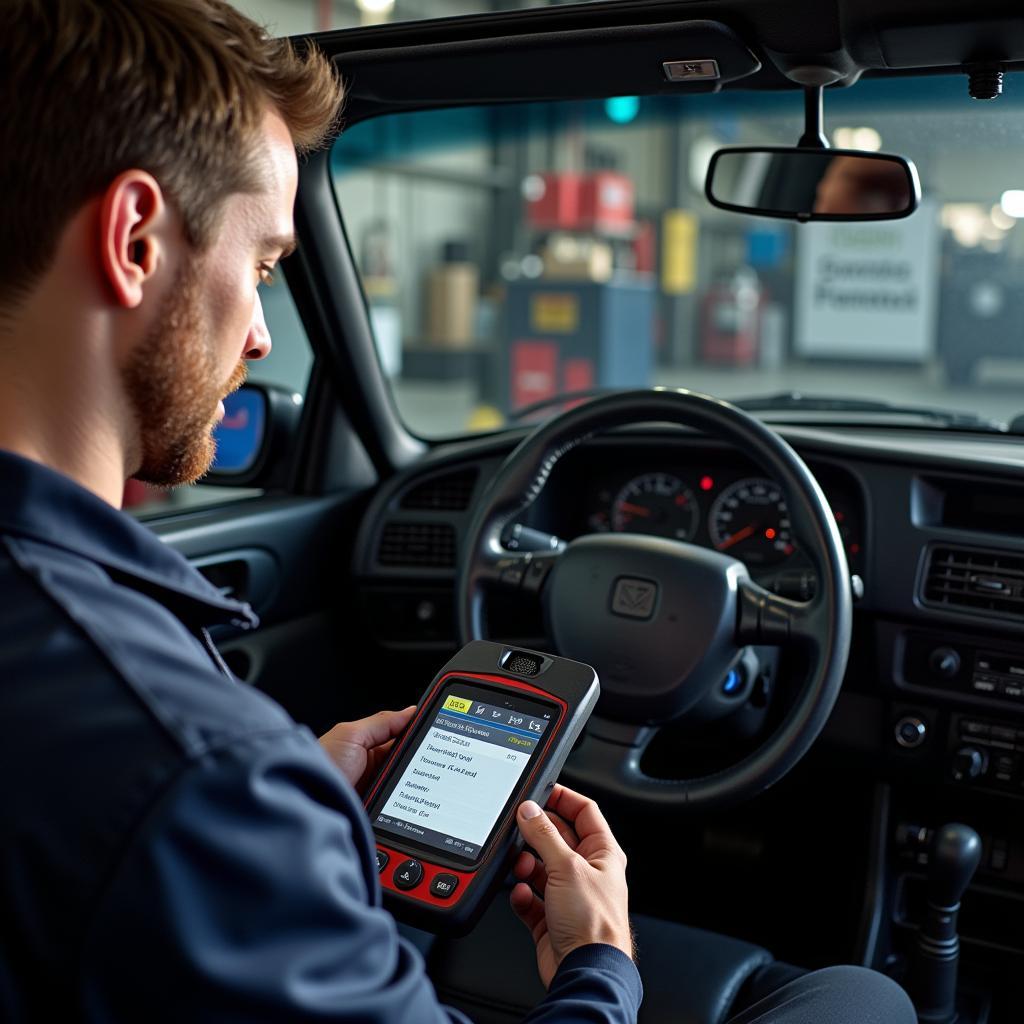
[76,727,473,1024]
[523,945,642,1024]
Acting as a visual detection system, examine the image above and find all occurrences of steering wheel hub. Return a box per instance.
[545,533,749,723]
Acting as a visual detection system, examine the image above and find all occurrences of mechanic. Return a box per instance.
[0,2,916,1022]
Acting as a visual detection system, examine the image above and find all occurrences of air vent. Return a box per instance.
[378,522,456,569]
[923,546,1024,621]
[401,468,479,511]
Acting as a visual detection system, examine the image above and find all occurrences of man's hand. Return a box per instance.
[319,706,417,796]
[510,784,634,989]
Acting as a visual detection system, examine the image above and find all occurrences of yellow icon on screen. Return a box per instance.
[443,695,473,714]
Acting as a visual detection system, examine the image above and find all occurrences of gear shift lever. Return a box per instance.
[909,823,982,1024]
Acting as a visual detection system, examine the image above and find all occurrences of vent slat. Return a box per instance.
[922,545,1024,622]
[401,469,479,511]
[378,522,456,569]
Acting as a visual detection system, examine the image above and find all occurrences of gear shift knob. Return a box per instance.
[928,823,982,910]
[910,823,981,1024]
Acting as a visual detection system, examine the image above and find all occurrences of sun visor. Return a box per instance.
[841,1,1024,71]
[335,19,760,114]
[875,20,1024,69]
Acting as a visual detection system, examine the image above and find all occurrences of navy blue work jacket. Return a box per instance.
[0,449,642,1022]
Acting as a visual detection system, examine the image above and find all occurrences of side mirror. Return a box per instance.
[705,147,920,222]
[205,382,303,487]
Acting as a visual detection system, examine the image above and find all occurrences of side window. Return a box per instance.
[126,276,312,517]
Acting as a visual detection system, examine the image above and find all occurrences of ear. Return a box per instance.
[98,170,166,309]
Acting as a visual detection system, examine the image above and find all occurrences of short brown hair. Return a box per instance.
[0,0,344,306]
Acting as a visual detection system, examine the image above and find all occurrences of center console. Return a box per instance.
[867,621,1024,1021]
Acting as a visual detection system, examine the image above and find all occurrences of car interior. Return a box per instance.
[132,1,1024,1020]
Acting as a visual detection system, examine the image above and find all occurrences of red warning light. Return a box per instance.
[850,543,861,556]
[700,475,714,491]
[765,528,777,540]
[675,494,688,506]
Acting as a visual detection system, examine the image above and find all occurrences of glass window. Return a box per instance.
[126,276,312,517]
[331,77,1024,438]
[232,0,596,37]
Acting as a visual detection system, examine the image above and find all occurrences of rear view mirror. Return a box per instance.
[705,147,920,222]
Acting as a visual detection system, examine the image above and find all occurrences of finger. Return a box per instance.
[544,810,580,852]
[368,741,395,770]
[513,849,537,879]
[516,801,576,873]
[354,706,418,748]
[510,882,547,940]
[513,849,550,893]
[370,737,397,764]
[545,785,619,853]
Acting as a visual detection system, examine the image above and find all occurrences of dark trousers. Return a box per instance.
[729,965,917,1024]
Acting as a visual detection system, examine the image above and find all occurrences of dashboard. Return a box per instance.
[353,421,1024,977]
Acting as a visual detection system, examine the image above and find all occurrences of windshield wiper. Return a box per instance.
[508,389,625,422]
[507,388,1010,433]
[734,392,1008,432]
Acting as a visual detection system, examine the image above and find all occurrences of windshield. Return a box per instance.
[331,75,1024,437]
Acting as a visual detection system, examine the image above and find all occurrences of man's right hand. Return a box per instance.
[510,784,634,989]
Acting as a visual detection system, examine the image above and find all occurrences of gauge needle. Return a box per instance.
[618,502,651,517]
[717,523,757,551]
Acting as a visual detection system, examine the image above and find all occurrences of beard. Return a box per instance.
[122,260,248,487]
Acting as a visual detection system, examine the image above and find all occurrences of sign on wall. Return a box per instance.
[794,203,939,361]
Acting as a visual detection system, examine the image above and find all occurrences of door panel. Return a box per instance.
[149,491,372,731]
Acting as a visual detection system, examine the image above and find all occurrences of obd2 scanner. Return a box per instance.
[364,641,599,935]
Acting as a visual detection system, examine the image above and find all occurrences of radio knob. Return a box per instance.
[895,716,927,749]
[951,746,988,782]
[929,647,961,679]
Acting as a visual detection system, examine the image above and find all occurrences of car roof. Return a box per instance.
[310,0,1024,124]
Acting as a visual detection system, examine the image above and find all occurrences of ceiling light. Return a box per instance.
[941,203,987,248]
[833,127,881,151]
[1000,190,1024,218]
[991,204,1016,231]
[356,0,395,13]
[851,127,882,151]
[604,96,640,125]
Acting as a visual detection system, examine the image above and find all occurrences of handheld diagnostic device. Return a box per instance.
[364,641,599,935]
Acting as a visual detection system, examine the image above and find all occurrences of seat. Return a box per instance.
[423,892,808,1024]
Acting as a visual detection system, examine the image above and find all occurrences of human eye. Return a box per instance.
[257,262,276,287]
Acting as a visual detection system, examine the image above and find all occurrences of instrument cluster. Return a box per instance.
[570,460,865,575]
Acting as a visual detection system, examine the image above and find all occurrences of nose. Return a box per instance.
[245,290,272,360]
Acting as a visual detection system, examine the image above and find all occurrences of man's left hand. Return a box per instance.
[319,706,418,795]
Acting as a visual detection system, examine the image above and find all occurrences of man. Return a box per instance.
[0,2,915,1022]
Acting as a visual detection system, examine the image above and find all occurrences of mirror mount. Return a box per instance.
[797,86,829,150]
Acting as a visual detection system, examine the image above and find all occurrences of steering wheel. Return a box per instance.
[456,388,852,810]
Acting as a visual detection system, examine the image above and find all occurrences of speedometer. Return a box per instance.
[611,473,699,541]
[708,478,794,565]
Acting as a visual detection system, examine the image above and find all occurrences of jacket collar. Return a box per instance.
[0,449,257,630]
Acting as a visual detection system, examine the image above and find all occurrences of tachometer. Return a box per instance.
[611,473,699,541]
[708,477,794,565]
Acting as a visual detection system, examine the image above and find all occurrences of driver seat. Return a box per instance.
[421,893,807,1024]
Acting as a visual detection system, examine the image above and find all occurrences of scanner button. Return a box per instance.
[393,859,423,891]
[375,849,390,874]
[430,874,460,899]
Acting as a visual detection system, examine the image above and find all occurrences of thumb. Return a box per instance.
[362,705,417,748]
[517,801,574,871]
